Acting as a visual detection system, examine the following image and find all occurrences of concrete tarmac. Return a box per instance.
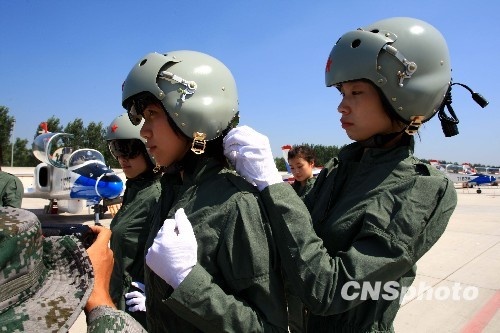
[16,179,500,332]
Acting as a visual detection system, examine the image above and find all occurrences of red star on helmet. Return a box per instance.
[325,57,332,73]
[111,124,118,132]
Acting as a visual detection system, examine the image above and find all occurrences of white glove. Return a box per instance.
[223,125,283,191]
[124,281,146,312]
[145,208,197,289]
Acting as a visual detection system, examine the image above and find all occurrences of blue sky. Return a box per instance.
[1,1,498,166]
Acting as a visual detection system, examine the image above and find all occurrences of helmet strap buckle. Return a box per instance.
[191,132,207,154]
[153,163,162,173]
[405,115,424,135]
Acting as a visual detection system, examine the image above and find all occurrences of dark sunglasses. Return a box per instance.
[108,139,144,160]
[126,94,155,126]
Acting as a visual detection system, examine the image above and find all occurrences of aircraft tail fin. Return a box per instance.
[39,122,49,134]
[281,145,292,174]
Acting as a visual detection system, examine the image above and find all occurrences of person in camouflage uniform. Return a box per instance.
[0,206,146,332]
[0,167,24,208]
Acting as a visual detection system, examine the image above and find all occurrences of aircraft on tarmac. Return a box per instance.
[429,160,499,193]
[23,130,124,223]
[280,145,323,183]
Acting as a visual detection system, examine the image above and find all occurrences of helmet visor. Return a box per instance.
[127,100,144,126]
[108,139,144,159]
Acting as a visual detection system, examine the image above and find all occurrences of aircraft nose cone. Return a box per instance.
[96,174,123,199]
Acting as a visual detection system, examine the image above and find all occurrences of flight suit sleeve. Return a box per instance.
[2,176,23,208]
[260,177,457,315]
[86,305,147,333]
[166,265,287,333]
[164,194,288,333]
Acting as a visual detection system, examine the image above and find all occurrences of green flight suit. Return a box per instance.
[0,171,23,208]
[292,177,316,200]
[261,140,457,332]
[288,176,316,332]
[144,157,288,332]
[110,171,161,327]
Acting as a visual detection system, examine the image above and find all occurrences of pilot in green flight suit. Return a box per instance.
[223,17,465,332]
[106,113,161,328]
[121,50,289,332]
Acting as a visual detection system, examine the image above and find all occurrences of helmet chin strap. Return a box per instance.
[359,128,407,148]
[163,149,200,175]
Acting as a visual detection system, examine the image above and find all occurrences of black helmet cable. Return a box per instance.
[438,82,489,137]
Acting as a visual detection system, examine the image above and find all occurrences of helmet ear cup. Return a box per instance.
[325,17,451,124]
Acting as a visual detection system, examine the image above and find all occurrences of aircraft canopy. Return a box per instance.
[32,132,105,168]
[68,149,105,167]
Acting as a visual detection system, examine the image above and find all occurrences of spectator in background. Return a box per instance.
[288,145,317,199]
[0,166,23,208]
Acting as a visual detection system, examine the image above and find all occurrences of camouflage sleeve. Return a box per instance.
[86,306,147,333]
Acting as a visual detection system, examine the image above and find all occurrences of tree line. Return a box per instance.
[1,105,496,170]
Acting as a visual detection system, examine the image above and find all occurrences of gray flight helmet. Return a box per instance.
[106,112,155,163]
[106,112,145,142]
[325,17,451,128]
[122,50,239,153]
